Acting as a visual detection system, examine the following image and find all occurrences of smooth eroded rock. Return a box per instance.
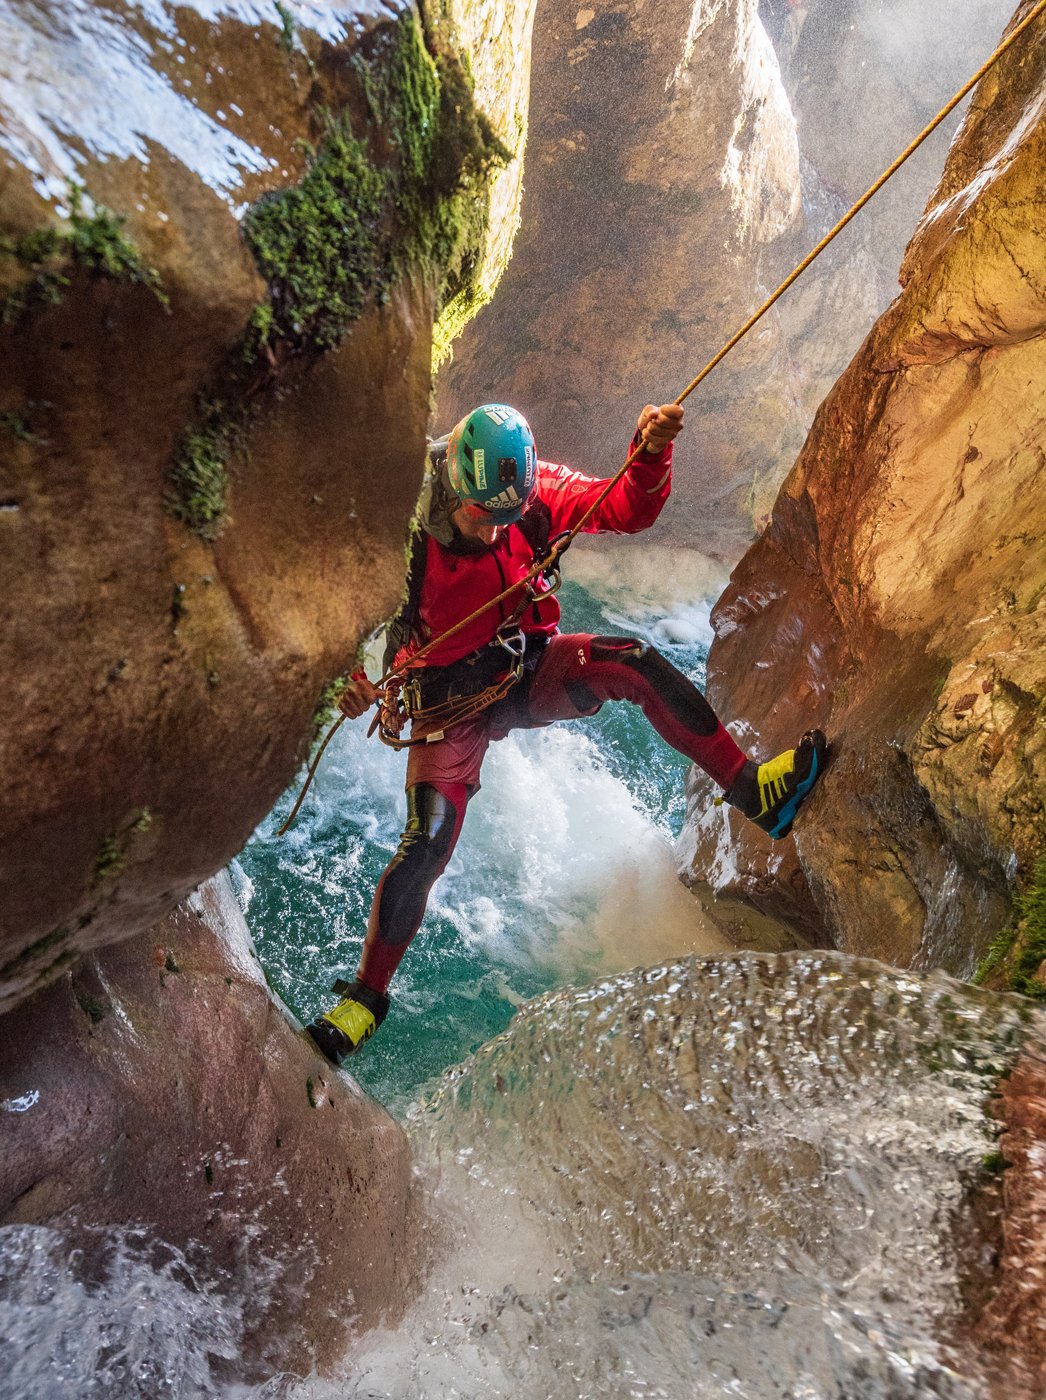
[0,870,421,1378]
[0,0,525,1012]
[681,0,1046,971]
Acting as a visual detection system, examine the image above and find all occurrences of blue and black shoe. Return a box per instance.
[729,730,829,840]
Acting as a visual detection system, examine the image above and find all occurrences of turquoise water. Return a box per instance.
[235,557,725,1111]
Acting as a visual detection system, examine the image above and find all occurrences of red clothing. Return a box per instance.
[359,630,748,994]
[352,433,755,998]
[395,440,672,670]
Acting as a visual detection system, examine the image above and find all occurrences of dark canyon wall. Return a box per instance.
[0,0,531,1371]
[0,0,526,1013]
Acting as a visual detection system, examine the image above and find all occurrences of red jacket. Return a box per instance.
[394,437,672,670]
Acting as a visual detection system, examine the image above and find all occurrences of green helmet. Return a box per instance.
[446,404,537,523]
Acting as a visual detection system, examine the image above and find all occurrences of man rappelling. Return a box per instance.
[305,402,827,1065]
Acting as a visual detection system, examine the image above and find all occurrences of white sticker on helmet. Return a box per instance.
[484,405,511,425]
[485,486,520,510]
[473,448,486,490]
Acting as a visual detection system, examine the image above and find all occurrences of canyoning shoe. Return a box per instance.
[748,729,829,840]
[306,979,390,1065]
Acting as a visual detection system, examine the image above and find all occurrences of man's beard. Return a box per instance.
[449,528,499,555]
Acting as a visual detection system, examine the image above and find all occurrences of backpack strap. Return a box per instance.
[517,496,552,562]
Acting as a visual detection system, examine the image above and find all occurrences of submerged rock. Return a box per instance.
[681,1,1046,969]
[0,871,420,1379]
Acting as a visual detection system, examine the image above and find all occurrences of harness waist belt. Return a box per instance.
[408,629,548,711]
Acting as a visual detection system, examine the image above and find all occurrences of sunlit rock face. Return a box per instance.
[974,1047,1046,1393]
[437,0,1010,553]
[681,3,1046,972]
[764,0,1009,282]
[0,0,528,1013]
[0,871,420,1378]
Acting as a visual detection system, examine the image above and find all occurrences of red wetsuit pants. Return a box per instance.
[355,633,747,995]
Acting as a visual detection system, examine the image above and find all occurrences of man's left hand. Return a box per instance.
[637,402,684,455]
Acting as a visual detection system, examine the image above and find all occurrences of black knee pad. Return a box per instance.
[590,635,720,737]
[399,784,459,869]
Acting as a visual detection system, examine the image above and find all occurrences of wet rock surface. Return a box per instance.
[682,1,1046,970]
[0,0,531,1372]
[971,1046,1046,1396]
[343,952,1037,1398]
[0,871,421,1378]
[0,0,526,1012]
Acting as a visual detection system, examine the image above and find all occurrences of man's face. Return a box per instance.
[451,500,504,548]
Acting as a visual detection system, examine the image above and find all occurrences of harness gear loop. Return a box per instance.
[374,565,554,748]
[279,0,1046,831]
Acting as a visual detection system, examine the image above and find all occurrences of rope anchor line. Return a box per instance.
[277,0,1046,837]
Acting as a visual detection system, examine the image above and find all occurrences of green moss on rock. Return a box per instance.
[92,835,126,887]
[312,674,350,740]
[169,3,507,540]
[273,0,296,52]
[973,857,1046,1000]
[243,119,388,351]
[1,185,166,324]
[243,7,507,358]
[168,404,239,539]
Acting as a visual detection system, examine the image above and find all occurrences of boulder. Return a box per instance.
[0,871,420,1378]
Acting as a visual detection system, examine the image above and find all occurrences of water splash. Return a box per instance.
[0,1225,246,1397]
[2,955,1032,1396]
[238,569,730,1111]
[336,952,1032,1399]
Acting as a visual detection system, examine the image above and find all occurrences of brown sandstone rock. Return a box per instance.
[0,0,527,1014]
[437,0,805,556]
[966,1048,1046,1397]
[0,871,420,1378]
[681,1,1046,971]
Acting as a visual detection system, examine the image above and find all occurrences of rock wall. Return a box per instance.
[437,0,803,557]
[0,0,531,1373]
[0,0,531,1014]
[680,0,1046,974]
[437,0,1008,554]
[0,871,420,1377]
[970,1045,1046,1395]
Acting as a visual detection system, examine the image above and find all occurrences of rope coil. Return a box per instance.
[277,0,1046,837]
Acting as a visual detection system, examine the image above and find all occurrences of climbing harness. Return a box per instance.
[277,0,1046,836]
